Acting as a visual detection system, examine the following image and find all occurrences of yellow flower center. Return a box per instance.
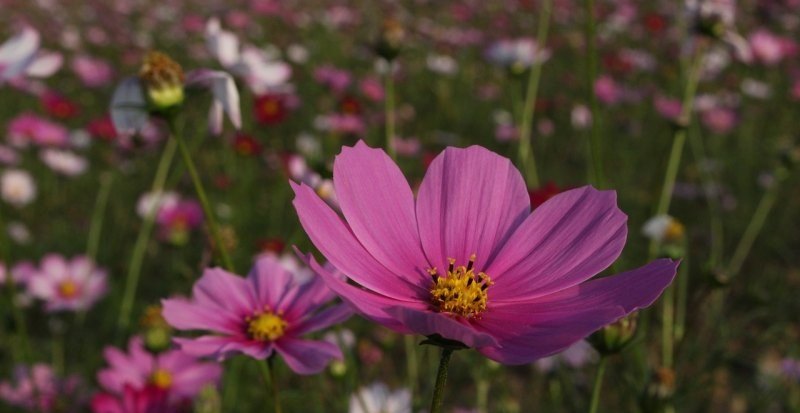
[664,220,685,242]
[150,368,173,389]
[261,100,280,115]
[246,311,288,342]
[58,280,79,299]
[429,255,493,319]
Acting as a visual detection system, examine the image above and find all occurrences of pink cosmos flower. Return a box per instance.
[292,142,678,365]
[162,254,352,374]
[314,65,352,94]
[654,95,683,122]
[28,254,108,312]
[700,106,738,134]
[156,199,204,244]
[7,112,69,147]
[98,337,221,402]
[71,55,114,87]
[594,75,622,105]
[749,29,785,65]
[0,363,82,412]
[91,385,171,413]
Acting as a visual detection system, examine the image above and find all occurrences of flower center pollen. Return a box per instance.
[58,280,79,299]
[429,254,493,318]
[150,368,173,389]
[246,310,288,342]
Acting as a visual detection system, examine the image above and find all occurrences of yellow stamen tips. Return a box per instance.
[58,280,79,299]
[246,310,288,342]
[429,254,493,319]
[664,219,685,243]
[150,368,173,389]
[139,51,185,110]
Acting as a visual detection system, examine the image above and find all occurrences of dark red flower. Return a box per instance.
[41,91,79,119]
[338,95,361,115]
[254,94,287,125]
[258,238,285,254]
[233,133,263,157]
[529,181,564,209]
[644,13,667,35]
[87,115,118,141]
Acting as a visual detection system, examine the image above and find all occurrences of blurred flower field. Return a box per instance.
[0,0,799,412]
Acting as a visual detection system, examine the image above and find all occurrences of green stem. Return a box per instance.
[258,358,282,413]
[648,48,706,258]
[385,62,397,160]
[86,171,114,260]
[587,356,608,413]
[116,137,178,338]
[169,119,235,273]
[661,283,675,369]
[517,0,551,188]
[585,0,605,187]
[429,348,454,413]
[727,166,789,277]
[687,126,724,268]
[405,335,418,407]
[0,206,32,364]
[674,245,690,342]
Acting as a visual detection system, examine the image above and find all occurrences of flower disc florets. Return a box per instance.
[429,254,493,319]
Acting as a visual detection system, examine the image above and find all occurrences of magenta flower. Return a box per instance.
[91,385,171,413]
[98,337,221,402]
[162,254,352,374]
[292,141,678,364]
[7,112,69,148]
[28,254,108,312]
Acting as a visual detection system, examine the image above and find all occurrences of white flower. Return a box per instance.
[426,53,458,76]
[1,169,36,207]
[349,383,411,413]
[40,149,88,176]
[642,215,684,243]
[0,27,62,84]
[136,190,180,218]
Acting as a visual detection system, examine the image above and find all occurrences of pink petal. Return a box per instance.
[161,298,241,335]
[488,186,627,302]
[477,259,678,364]
[173,336,272,361]
[169,363,222,398]
[292,303,352,335]
[291,182,426,301]
[333,141,429,285]
[386,306,499,348]
[192,267,255,316]
[300,251,423,334]
[248,254,294,311]
[415,146,529,275]
[275,338,342,375]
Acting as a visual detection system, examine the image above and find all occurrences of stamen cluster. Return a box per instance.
[429,255,493,319]
[246,308,288,342]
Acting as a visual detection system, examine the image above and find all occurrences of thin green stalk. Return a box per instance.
[258,358,282,413]
[429,348,454,413]
[405,335,419,407]
[585,0,604,187]
[661,283,675,369]
[384,62,397,160]
[587,356,608,413]
[517,0,551,188]
[727,166,789,277]
[674,247,690,342]
[648,48,706,258]
[116,138,178,338]
[169,119,235,273]
[687,126,724,268]
[0,206,32,364]
[222,358,242,411]
[86,171,114,260]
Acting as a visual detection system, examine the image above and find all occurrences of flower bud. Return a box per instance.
[140,305,173,353]
[374,18,405,61]
[588,313,638,355]
[139,51,185,112]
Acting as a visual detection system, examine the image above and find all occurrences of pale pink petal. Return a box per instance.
[291,303,352,335]
[386,307,498,348]
[275,338,341,375]
[161,298,241,335]
[192,267,255,316]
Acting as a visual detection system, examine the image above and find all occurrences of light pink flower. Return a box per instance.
[7,113,69,147]
[0,364,82,412]
[71,55,114,87]
[28,254,108,312]
[292,142,677,365]
[98,337,222,402]
[0,27,62,85]
[162,255,352,374]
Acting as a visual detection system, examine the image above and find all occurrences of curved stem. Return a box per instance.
[384,61,397,160]
[405,335,418,407]
[517,0,552,188]
[116,137,178,338]
[259,358,282,413]
[648,48,706,258]
[588,356,608,413]
[429,347,454,413]
[169,119,235,273]
[585,0,604,187]
[86,171,114,260]
[727,166,789,277]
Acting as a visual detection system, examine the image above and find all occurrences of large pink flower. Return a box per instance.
[292,141,679,365]
[161,254,352,374]
[97,337,221,402]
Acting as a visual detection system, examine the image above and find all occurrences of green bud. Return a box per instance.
[588,313,638,355]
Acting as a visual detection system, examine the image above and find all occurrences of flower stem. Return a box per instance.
[727,165,789,278]
[0,205,32,364]
[587,356,608,413]
[86,171,114,261]
[384,61,397,160]
[168,118,235,273]
[648,47,706,259]
[405,335,419,407]
[584,0,605,187]
[259,358,282,413]
[429,347,454,413]
[116,137,178,339]
[517,0,551,188]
